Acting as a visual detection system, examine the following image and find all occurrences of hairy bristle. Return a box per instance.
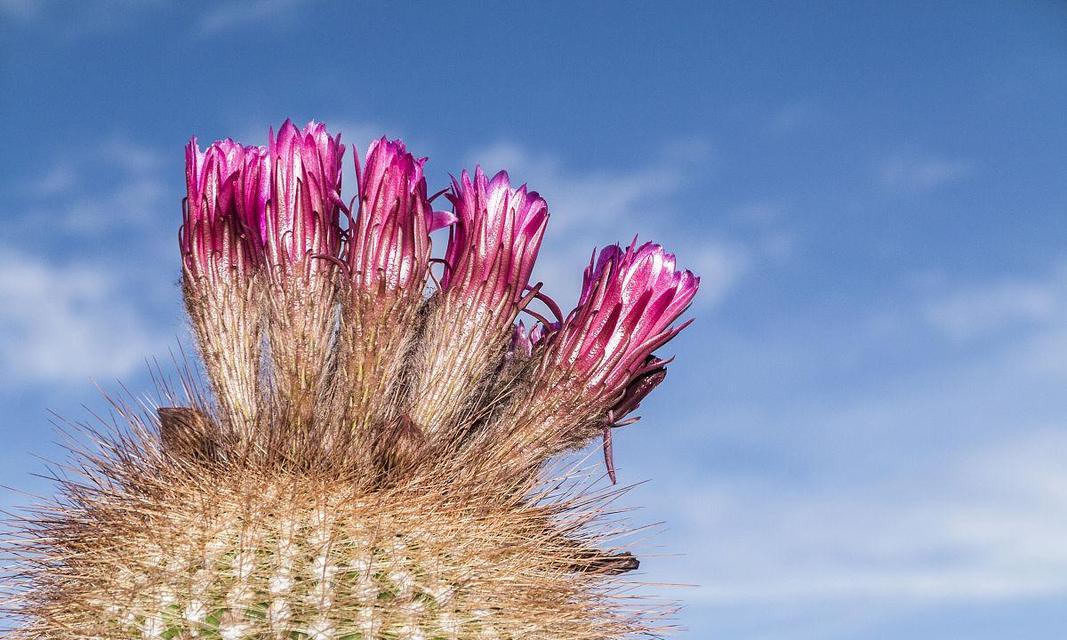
[2,124,698,639]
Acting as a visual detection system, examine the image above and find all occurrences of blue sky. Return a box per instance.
[2,1,1067,638]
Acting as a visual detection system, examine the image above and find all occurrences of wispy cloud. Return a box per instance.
[24,163,78,197]
[468,142,684,232]
[880,153,973,191]
[99,137,164,174]
[635,257,1067,625]
[0,249,167,382]
[16,136,169,237]
[691,241,751,308]
[59,176,169,235]
[765,100,819,135]
[730,200,787,226]
[1,0,169,38]
[198,0,313,36]
[657,426,1067,608]
[0,137,178,387]
[0,0,39,23]
[728,200,796,262]
[923,272,1063,342]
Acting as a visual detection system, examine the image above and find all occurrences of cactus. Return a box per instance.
[3,121,700,639]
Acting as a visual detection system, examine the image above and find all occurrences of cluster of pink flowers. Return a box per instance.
[181,120,347,287]
[180,119,700,476]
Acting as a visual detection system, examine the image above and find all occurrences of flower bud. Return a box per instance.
[487,240,698,479]
[180,138,267,284]
[262,120,344,281]
[261,120,345,419]
[550,240,698,396]
[440,167,548,314]
[348,137,446,294]
[337,138,450,433]
[408,168,549,437]
[180,137,269,431]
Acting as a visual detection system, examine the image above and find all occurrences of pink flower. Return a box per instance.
[406,168,548,432]
[262,120,345,279]
[180,137,268,284]
[609,355,669,419]
[599,353,670,484]
[547,240,699,396]
[440,167,548,315]
[531,241,696,482]
[348,137,454,294]
[508,320,552,358]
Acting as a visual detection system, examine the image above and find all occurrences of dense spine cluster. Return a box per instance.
[3,120,700,639]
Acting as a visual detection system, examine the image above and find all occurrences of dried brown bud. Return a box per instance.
[157,406,218,463]
[374,413,428,476]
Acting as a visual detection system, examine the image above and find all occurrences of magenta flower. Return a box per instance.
[406,168,548,432]
[608,354,668,420]
[508,320,551,358]
[547,240,699,396]
[180,137,269,428]
[180,137,268,284]
[525,241,697,482]
[440,167,548,315]
[601,353,669,482]
[262,120,345,279]
[348,137,454,294]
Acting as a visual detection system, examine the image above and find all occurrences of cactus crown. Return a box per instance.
[3,122,699,639]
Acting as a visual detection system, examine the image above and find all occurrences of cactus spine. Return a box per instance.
[3,122,699,639]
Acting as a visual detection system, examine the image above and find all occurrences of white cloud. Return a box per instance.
[765,100,819,135]
[25,163,77,196]
[925,279,1061,342]
[922,267,1067,342]
[729,200,796,262]
[99,137,164,174]
[58,174,169,235]
[198,0,312,36]
[0,0,39,22]
[730,200,787,226]
[691,241,750,308]
[0,249,167,382]
[2,1,170,38]
[880,153,973,191]
[656,427,1067,607]
[468,142,683,232]
[624,257,1067,621]
[17,136,170,237]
